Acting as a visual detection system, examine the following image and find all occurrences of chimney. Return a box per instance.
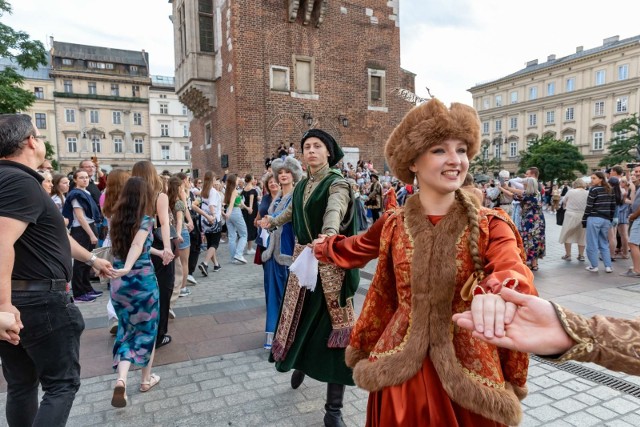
[547,54,556,61]
[603,35,619,45]
[525,59,538,67]
[576,46,583,53]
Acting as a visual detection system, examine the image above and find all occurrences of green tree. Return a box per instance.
[469,142,503,177]
[518,136,587,183]
[0,1,56,168]
[598,113,640,167]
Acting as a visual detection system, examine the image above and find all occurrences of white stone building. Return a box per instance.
[149,75,192,174]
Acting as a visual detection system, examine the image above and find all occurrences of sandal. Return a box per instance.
[531,265,539,271]
[577,255,586,262]
[156,334,172,348]
[111,378,127,408]
[561,255,571,260]
[140,373,160,392]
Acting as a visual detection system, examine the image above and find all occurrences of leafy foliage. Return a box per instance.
[598,113,640,167]
[518,136,587,183]
[0,1,55,166]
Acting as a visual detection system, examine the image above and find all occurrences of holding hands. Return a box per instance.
[452,287,575,356]
[258,216,272,229]
[0,308,23,345]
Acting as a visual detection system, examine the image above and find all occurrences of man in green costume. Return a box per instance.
[261,129,358,427]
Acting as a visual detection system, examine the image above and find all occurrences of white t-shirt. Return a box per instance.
[203,188,222,222]
[71,189,95,228]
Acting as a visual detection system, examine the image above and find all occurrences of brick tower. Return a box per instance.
[170,0,415,178]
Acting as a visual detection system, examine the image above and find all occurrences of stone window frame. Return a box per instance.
[113,137,124,154]
[293,55,315,95]
[34,113,47,130]
[88,81,97,95]
[204,122,212,148]
[367,68,387,111]
[67,136,78,153]
[269,65,290,92]
[134,137,144,154]
[90,110,99,124]
[161,144,171,160]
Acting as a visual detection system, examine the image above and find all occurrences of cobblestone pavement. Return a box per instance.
[2,213,640,426]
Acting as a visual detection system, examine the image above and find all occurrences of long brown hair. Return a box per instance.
[166,176,183,213]
[224,174,237,206]
[109,177,151,260]
[593,171,611,193]
[201,170,215,200]
[131,160,163,214]
[102,169,131,218]
[51,173,68,201]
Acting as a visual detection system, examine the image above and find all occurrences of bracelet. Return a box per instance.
[85,253,97,267]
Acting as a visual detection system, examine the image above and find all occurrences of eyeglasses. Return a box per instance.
[30,134,46,140]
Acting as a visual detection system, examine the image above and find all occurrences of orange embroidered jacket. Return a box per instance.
[315,194,537,426]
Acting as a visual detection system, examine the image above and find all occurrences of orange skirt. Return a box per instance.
[366,357,506,427]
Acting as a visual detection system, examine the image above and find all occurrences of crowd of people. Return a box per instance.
[2,103,640,427]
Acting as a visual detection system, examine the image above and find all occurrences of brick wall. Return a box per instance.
[190,0,414,178]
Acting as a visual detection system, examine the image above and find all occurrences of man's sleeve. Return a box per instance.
[0,177,42,224]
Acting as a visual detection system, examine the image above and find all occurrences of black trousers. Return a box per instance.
[188,219,201,275]
[0,291,84,426]
[370,208,381,223]
[70,225,96,297]
[151,242,176,344]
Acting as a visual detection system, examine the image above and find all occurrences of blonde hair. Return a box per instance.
[523,178,538,196]
[457,190,485,282]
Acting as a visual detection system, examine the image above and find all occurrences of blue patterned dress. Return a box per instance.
[111,215,159,368]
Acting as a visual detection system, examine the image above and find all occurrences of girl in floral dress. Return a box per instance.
[109,177,162,407]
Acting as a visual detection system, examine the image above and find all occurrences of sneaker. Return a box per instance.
[605,266,613,273]
[246,248,256,255]
[233,256,248,264]
[169,308,176,319]
[198,262,208,277]
[585,266,599,273]
[213,265,222,272]
[620,269,640,277]
[187,275,198,285]
[74,294,97,303]
[89,289,103,297]
[179,288,191,297]
[109,319,118,335]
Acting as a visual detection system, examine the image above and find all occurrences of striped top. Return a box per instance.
[582,186,616,223]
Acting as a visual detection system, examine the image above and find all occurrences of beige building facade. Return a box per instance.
[0,58,58,159]
[469,34,640,174]
[50,41,152,172]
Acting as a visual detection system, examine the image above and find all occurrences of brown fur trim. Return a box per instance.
[384,98,481,184]
[352,194,524,426]
[345,346,369,368]
[511,383,528,401]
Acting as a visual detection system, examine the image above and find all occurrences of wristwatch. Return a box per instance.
[85,253,97,267]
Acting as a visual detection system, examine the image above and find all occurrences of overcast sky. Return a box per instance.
[5,0,639,105]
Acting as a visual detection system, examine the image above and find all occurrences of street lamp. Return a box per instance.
[338,115,349,128]
[82,127,106,156]
[302,113,313,127]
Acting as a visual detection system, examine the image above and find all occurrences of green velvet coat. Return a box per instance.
[272,169,359,385]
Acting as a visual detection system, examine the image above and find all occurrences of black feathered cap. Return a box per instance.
[300,129,344,167]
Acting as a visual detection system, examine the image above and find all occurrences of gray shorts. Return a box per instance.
[629,220,640,246]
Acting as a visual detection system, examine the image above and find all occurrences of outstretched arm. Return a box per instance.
[453,287,640,375]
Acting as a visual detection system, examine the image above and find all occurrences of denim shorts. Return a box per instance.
[178,227,191,250]
[630,220,640,246]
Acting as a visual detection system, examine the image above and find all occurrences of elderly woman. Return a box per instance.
[558,179,589,261]
[261,156,303,350]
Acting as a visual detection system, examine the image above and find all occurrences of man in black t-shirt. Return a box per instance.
[0,114,114,427]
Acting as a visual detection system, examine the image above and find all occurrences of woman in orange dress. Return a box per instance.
[313,98,536,426]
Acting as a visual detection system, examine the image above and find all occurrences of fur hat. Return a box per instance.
[300,129,344,167]
[271,156,303,183]
[385,98,481,184]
